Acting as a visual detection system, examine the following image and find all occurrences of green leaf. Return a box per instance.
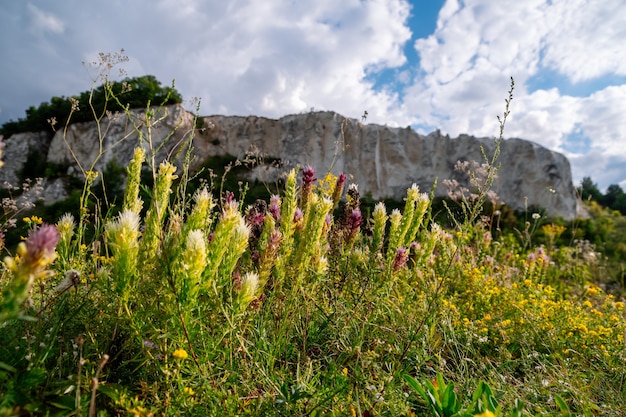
[442,383,460,415]
[0,362,17,373]
[554,394,570,415]
[47,395,75,410]
[404,375,427,400]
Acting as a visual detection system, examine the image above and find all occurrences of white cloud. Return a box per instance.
[27,3,64,34]
[404,0,626,189]
[541,0,626,82]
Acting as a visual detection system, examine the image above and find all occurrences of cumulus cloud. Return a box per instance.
[0,0,624,190]
[404,0,626,191]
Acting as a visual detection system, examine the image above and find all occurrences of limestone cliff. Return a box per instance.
[1,105,580,219]
[200,111,580,219]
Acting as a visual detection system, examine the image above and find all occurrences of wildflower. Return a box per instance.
[56,213,75,239]
[300,165,317,209]
[370,202,387,252]
[532,213,541,220]
[183,386,195,396]
[238,272,260,308]
[23,216,43,225]
[245,200,268,247]
[268,194,281,220]
[1,224,60,321]
[301,165,317,186]
[346,209,362,243]
[293,207,303,224]
[392,247,408,272]
[586,285,600,296]
[22,224,60,276]
[172,349,189,360]
[331,173,346,208]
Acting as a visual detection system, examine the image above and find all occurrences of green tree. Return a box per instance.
[0,75,183,138]
[579,177,603,202]
[601,184,625,210]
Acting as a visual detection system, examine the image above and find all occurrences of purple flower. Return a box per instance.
[301,165,317,186]
[269,195,281,220]
[348,210,362,233]
[393,247,408,272]
[25,224,60,265]
[293,208,303,223]
[224,191,235,204]
[331,173,346,207]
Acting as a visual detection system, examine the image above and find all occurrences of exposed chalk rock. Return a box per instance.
[2,105,581,219]
[199,111,580,219]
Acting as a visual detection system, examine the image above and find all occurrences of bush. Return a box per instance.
[0,75,182,138]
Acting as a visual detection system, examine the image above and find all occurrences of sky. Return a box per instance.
[1,0,625,192]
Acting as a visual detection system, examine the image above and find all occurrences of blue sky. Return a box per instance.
[1,0,625,192]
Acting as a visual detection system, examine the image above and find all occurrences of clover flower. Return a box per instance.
[1,224,60,321]
[22,224,60,277]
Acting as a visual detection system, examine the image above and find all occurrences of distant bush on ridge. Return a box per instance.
[0,75,182,138]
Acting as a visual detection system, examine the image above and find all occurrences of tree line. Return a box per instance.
[0,75,182,138]
[579,177,626,215]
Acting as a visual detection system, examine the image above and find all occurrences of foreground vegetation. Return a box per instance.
[1,63,625,416]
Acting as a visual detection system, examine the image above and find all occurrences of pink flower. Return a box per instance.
[348,210,362,233]
[293,208,303,223]
[269,195,281,220]
[393,247,409,272]
[301,165,317,186]
[24,224,60,266]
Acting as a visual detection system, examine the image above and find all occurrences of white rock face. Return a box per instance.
[0,131,51,187]
[2,105,581,219]
[198,111,580,219]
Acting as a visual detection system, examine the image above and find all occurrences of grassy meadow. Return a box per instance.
[1,72,625,417]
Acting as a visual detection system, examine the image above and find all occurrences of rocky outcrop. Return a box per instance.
[46,104,195,176]
[1,105,580,219]
[198,111,580,219]
[0,131,51,187]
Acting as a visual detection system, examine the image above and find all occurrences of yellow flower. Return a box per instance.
[172,349,189,360]
[474,411,496,417]
[183,386,195,396]
[342,367,348,376]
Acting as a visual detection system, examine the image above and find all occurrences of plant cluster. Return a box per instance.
[0,68,624,417]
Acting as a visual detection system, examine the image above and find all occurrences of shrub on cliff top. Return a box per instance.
[0,74,182,138]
